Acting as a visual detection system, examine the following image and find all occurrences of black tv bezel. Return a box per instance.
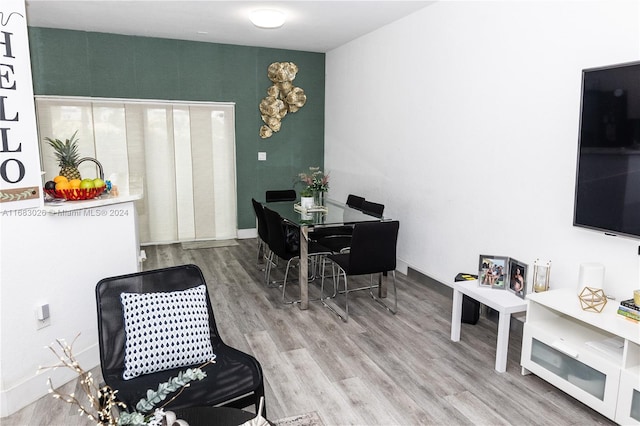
[572,59,640,240]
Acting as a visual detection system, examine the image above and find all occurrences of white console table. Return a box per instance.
[522,289,640,424]
[450,279,528,373]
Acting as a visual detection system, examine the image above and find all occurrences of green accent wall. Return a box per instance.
[28,27,325,230]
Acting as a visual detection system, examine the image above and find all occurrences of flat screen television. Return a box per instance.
[573,60,640,239]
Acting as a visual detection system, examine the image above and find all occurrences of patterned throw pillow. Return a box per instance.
[120,284,215,380]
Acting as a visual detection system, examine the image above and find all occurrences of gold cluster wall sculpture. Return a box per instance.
[259,62,307,139]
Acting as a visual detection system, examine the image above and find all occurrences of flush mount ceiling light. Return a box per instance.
[249,9,286,29]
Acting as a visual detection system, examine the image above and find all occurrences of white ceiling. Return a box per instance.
[24,1,434,53]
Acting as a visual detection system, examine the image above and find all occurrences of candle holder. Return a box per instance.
[532,259,551,292]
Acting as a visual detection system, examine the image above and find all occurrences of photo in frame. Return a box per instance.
[507,258,528,299]
[478,255,509,289]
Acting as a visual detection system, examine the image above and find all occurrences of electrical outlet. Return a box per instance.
[258,152,267,161]
[35,304,51,330]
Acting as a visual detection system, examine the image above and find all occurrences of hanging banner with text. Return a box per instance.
[0,0,42,211]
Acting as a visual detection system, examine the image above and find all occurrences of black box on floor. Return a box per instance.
[461,296,480,324]
[455,273,480,325]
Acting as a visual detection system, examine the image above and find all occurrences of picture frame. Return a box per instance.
[478,255,509,289]
[507,258,528,299]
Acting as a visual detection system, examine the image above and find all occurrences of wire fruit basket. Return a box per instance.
[44,187,105,201]
[44,157,106,201]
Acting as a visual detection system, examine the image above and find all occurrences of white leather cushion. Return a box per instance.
[120,284,214,380]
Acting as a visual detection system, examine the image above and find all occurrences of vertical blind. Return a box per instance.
[35,97,237,244]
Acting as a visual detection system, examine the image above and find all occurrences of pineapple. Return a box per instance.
[45,130,82,180]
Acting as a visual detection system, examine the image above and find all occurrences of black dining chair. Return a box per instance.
[263,206,330,303]
[265,189,296,202]
[96,264,266,415]
[321,220,400,322]
[313,232,353,255]
[346,194,366,210]
[251,198,270,271]
[311,194,366,250]
[361,200,385,218]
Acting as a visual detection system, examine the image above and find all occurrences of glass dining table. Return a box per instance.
[263,198,386,309]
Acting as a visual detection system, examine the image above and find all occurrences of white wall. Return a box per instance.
[0,202,140,416]
[325,1,640,299]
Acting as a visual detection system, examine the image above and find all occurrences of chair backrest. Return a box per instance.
[347,221,399,276]
[263,206,292,258]
[252,198,268,242]
[265,189,296,202]
[346,194,365,210]
[95,264,221,382]
[361,200,385,218]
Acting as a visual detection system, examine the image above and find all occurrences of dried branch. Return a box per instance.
[38,335,125,425]
[40,335,213,425]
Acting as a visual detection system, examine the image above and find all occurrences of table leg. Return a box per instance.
[450,289,462,341]
[495,312,510,373]
[299,225,309,310]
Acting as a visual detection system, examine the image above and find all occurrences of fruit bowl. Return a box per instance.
[44,186,106,201]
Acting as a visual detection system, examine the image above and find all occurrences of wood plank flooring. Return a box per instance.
[3,239,615,425]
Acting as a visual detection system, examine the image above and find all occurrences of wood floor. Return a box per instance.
[3,239,615,425]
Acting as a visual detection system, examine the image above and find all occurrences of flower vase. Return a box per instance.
[300,196,314,210]
[313,191,325,207]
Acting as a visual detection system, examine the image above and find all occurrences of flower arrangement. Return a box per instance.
[298,166,329,193]
[300,186,314,198]
[38,335,213,426]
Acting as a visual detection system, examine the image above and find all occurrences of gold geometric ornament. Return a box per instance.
[578,286,607,313]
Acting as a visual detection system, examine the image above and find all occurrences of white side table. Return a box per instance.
[450,279,528,372]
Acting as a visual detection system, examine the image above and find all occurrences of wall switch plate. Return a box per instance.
[258,152,267,161]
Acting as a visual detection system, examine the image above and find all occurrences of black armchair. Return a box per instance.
[96,264,265,415]
[321,220,400,322]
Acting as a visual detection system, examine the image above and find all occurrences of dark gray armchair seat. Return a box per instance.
[95,264,266,415]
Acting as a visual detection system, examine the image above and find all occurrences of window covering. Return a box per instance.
[35,97,237,244]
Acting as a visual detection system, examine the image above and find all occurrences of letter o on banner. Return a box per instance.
[1,158,26,183]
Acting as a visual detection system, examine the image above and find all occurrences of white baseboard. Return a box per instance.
[0,344,100,418]
[396,258,410,275]
[237,228,257,239]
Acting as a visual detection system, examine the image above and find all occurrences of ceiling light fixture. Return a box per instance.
[249,9,286,29]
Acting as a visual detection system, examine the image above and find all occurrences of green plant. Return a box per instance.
[300,187,313,197]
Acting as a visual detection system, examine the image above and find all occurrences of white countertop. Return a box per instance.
[43,191,143,214]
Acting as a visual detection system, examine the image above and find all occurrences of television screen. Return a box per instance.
[573,61,640,239]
